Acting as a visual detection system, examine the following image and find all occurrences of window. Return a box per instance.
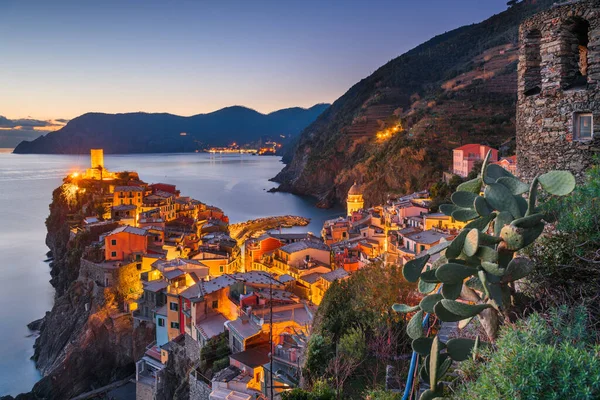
[212,300,218,309]
[171,322,179,329]
[219,265,224,273]
[524,29,542,96]
[111,251,117,258]
[562,17,590,89]
[111,239,117,246]
[158,318,165,327]
[136,263,142,271]
[574,113,593,140]
[169,302,179,312]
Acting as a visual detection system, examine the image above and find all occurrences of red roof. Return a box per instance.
[453,143,494,152]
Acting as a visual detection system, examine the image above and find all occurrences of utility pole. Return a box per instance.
[269,279,274,400]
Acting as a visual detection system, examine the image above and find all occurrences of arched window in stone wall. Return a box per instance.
[561,17,590,89]
[524,29,542,96]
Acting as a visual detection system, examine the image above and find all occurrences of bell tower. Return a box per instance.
[346,182,364,216]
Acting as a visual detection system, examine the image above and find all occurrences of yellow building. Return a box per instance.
[347,182,364,216]
[83,148,116,180]
[423,213,466,231]
[91,149,104,170]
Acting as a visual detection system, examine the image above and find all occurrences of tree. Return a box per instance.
[327,327,366,398]
[114,262,143,306]
[94,203,107,220]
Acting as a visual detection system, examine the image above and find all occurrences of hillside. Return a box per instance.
[274,0,554,208]
[12,104,329,154]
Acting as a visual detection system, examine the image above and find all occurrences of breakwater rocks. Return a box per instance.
[229,215,310,242]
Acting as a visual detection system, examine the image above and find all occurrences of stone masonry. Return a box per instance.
[517,0,600,181]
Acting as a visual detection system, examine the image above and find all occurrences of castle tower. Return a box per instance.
[347,182,364,216]
[516,0,600,182]
[90,149,104,170]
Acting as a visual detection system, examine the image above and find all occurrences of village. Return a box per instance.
[59,143,515,400]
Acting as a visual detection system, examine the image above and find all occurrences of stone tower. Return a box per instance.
[347,182,364,216]
[90,149,104,170]
[517,0,600,182]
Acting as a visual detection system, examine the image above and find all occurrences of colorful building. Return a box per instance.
[491,155,517,175]
[113,186,145,208]
[104,225,150,261]
[452,144,498,178]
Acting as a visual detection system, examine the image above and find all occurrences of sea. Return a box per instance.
[0,149,343,396]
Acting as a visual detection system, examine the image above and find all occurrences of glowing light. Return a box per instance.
[71,172,79,178]
[375,122,402,142]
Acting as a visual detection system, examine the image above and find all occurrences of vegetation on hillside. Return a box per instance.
[451,306,600,399]
[301,263,418,398]
[276,0,555,207]
[525,162,600,332]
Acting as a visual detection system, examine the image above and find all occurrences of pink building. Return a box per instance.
[491,156,517,175]
[452,144,498,178]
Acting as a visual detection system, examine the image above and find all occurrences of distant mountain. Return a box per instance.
[12,104,329,154]
[274,0,554,208]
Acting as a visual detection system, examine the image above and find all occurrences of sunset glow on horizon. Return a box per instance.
[1,0,509,121]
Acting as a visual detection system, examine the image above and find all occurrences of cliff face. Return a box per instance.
[31,282,154,399]
[274,0,554,208]
[12,104,329,154]
[7,184,154,399]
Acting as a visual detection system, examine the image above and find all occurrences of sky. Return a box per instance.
[0,0,509,122]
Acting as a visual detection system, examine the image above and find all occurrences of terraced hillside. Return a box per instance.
[274,0,554,208]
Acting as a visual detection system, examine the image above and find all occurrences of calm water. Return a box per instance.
[0,151,343,396]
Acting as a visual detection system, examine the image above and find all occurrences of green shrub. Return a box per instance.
[451,306,600,400]
[282,379,336,400]
[525,163,600,328]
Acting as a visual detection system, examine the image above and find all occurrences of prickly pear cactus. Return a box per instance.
[392,151,576,400]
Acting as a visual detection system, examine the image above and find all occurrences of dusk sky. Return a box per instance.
[1,0,509,121]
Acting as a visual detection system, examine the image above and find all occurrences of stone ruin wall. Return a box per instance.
[517,0,600,181]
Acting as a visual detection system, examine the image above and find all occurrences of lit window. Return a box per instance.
[574,113,593,140]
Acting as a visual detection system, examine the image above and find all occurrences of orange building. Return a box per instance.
[491,155,517,175]
[452,144,498,178]
[104,226,149,261]
[113,186,145,208]
[244,235,285,271]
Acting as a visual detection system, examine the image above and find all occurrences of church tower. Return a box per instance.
[347,182,364,216]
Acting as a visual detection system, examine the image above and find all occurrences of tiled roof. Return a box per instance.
[406,229,451,245]
[225,317,261,340]
[114,186,144,192]
[321,268,349,282]
[107,225,148,237]
[299,272,322,284]
[232,271,281,286]
[277,274,295,284]
[143,279,169,292]
[279,240,330,254]
[196,312,228,340]
[163,268,185,280]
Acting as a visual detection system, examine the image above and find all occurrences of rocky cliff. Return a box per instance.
[13,104,329,154]
[274,0,555,208]
[4,184,154,400]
